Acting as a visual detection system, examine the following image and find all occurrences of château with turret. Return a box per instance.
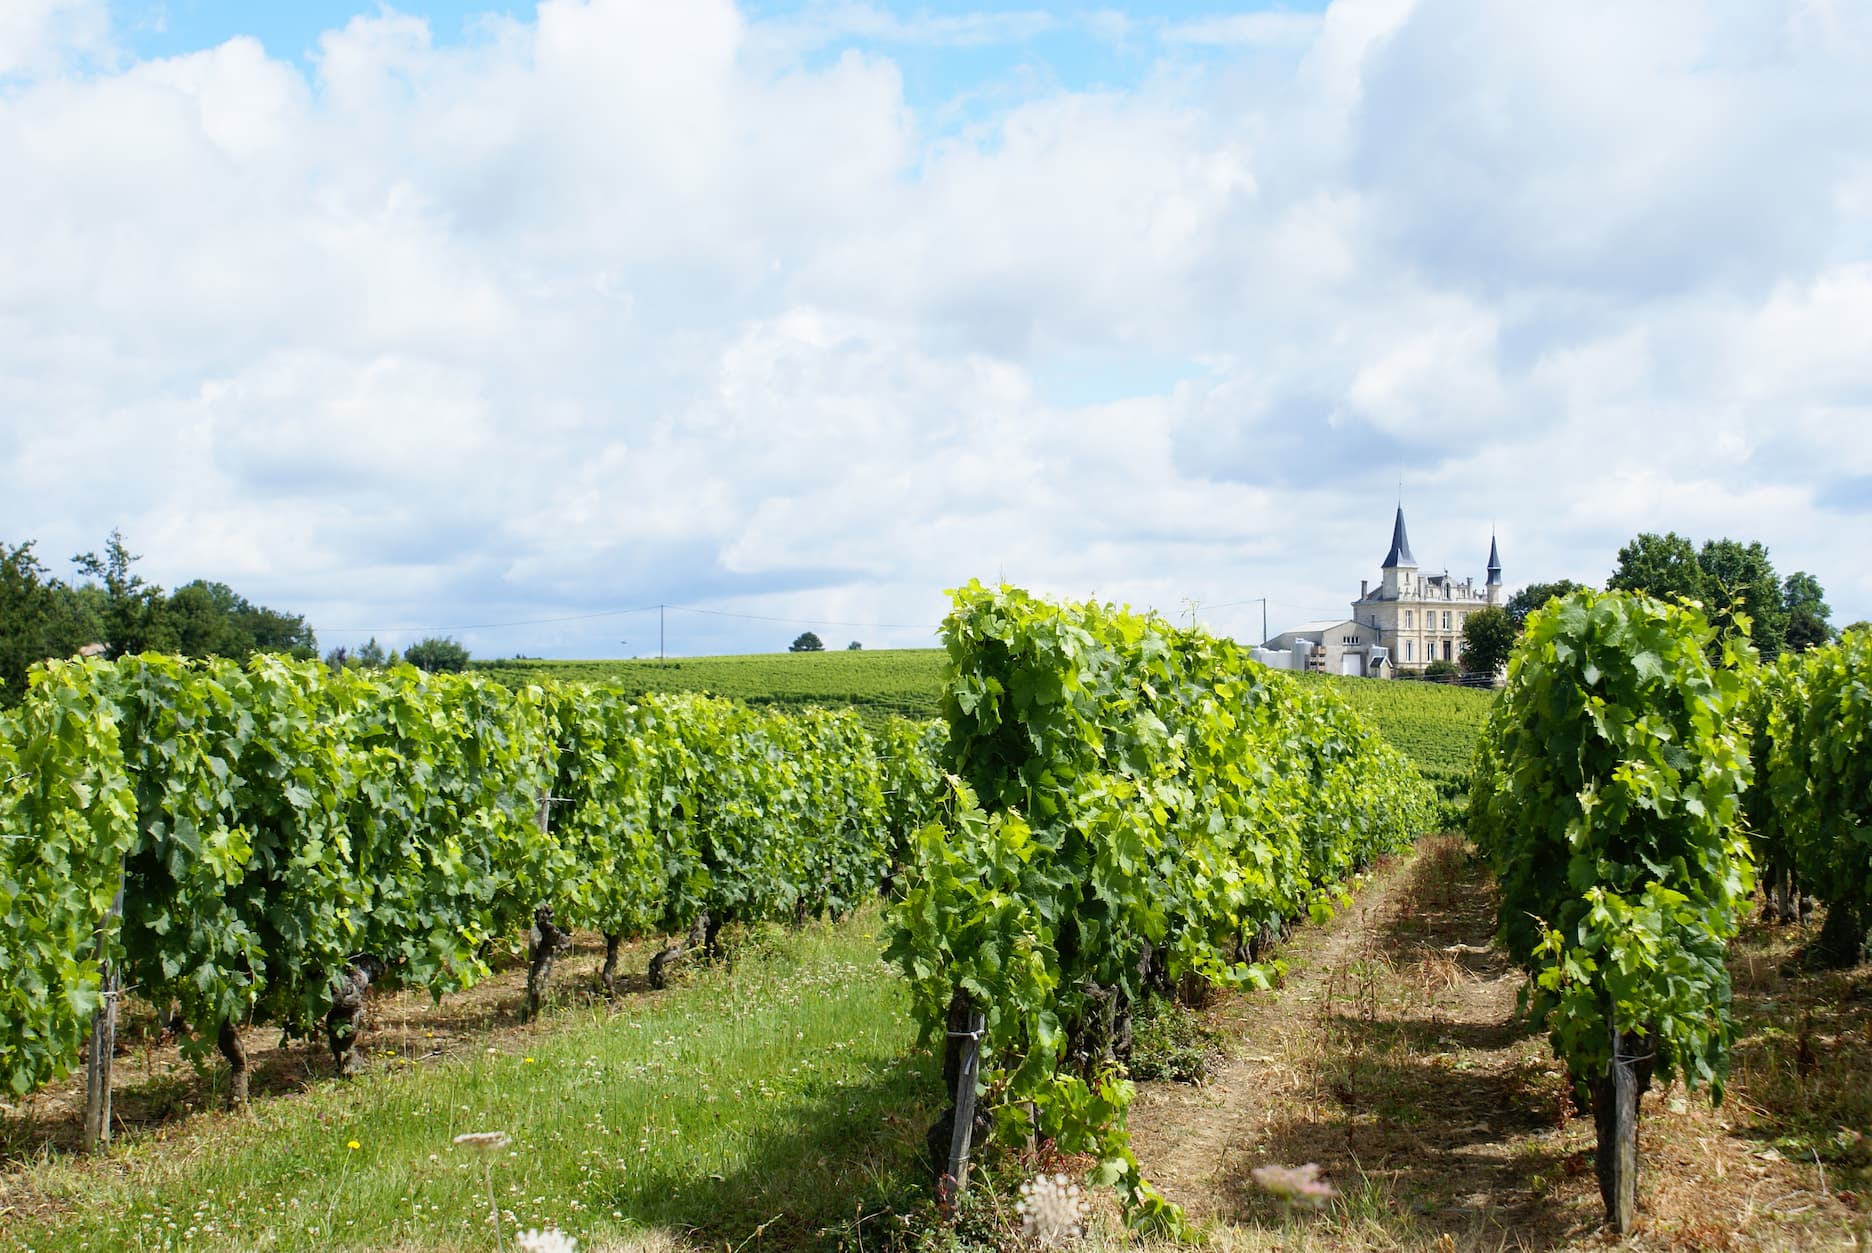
[1351,506,1501,669]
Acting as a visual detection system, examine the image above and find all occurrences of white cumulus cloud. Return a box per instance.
[2,0,1868,658]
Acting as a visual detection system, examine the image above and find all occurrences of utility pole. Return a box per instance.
[660,604,665,666]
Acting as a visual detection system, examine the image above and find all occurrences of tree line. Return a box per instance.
[1,530,315,707]
[1,529,477,707]
[1454,530,1843,679]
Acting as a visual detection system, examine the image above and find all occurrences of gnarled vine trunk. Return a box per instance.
[599,933,623,998]
[217,1020,250,1107]
[523,905,573,1022]
[648,912,709,990]
[325,956,384,1077]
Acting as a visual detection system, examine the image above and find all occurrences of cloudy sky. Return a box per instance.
[4,0,1868,658]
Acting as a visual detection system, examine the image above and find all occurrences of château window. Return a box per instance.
[1405,610,1413,628]
[1442,610,1452,630]
[1443,640,1453,661]
[1405,640,1414,662]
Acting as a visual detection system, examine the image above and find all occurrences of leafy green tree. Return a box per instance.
[402,636,470,673]
[167,580,252,658]
[1783,571,1832,653]
[1458,606,1516,677]
[1607,532,1705,605]
[1698,539,1786,661]
[0,542,97,706]
[846,640,862,650]
[1424,658,1461,682]
[789,631,825,652]
[1505,579,1587,629]
[1610,531,1804,660]
[72,530,175,658]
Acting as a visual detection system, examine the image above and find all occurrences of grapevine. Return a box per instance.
[1467,589,1754,1229]
[886,583,1432,1228]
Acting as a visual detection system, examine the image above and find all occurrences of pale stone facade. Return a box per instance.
[1346,507,1501,672]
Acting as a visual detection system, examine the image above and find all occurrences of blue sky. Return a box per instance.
[106,1,1327,112]
[4,1,1869,658]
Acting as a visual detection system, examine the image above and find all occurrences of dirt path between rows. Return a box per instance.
[1129,836,1866,1251]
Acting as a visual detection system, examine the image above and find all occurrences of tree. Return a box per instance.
[72,529,175,658]
[1459,606,1517,677]
[1783,571,1832,653]
[1504,579,1587,630]
[164,580,315,661]
[1608,532,1705,605]
[167,580,251,658]
[789,632,825,652]
[0,541,96,706]
[846,640,863,650]
[1424,658,1461,682]
[402,636,470,673]
[1698,538,1786,661]
[1609,530,1798,661]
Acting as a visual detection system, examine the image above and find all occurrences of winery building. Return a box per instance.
[1256,506,1501,677]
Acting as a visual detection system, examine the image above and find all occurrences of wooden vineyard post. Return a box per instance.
[83,860,127,1152]
[939,995,986,1209]
[1594,1026,1644,1233]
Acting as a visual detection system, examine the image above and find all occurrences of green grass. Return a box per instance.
[3,912,938,1253]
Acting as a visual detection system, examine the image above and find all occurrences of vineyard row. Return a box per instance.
[884,583,1436,1230]
[0,655,944,1103]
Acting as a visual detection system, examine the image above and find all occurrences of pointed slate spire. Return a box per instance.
[1381,505,1417,569]
[1486,532,1502,586]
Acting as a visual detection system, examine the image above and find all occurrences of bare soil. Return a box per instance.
[1129,836,1871,1251]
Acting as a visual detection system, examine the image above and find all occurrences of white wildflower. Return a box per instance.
[516,1229,577,1253]
[454,1131,511,1153]
[1016,1173,1089,1246]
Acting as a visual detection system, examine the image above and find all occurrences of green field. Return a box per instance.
[473,650,1494,787]
[472,649,946,725]
[1305,673,1495,806]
